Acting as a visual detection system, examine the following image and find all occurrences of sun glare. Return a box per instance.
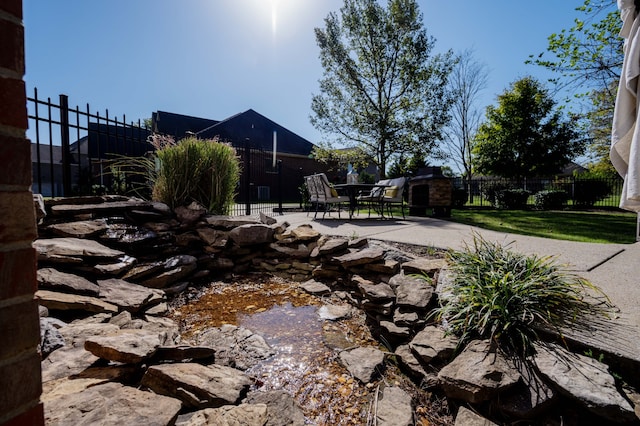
[271,0,278,37]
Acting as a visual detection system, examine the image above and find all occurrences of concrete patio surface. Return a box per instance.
[276,211,640,365]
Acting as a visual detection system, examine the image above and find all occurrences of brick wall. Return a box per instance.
[0,0,44,424]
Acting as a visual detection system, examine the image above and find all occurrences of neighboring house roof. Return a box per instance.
[152,110,219,140]
[196,109,315,157]
[31,143,62,163]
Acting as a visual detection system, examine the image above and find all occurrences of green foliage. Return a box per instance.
[533,190,569,210]
[431,234,613,354]
[311,0,455,177]
[573,178,611,207]
[387,152,426,178]
[528,1,621,177]
[473,77,582,179]
[452,187,468,208]
[480,181,512,206]
[494,189,531,210]
[151,137,240,214]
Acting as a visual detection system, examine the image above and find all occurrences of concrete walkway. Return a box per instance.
[277,211,640,361]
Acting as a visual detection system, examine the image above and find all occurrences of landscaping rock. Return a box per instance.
[245,390,306,426]
[454,406,498,426]
[339,346,385,383]
[34,237,124,262]
[44,381,182,426]
[47,219,108,238]
[269,242,311,258]
[300,278,331,295]
[355,276,395,301]
[333,247,385,268]
[140,254,197,288]
[401,258,447,276]
[96,278,164,312]
[317,238,349,255]
[196,324,274,370]
[196,228,229,248]
[499,361,557,419]
[229,223,275,246]
[93,255,137,275]
[206,215,259,229]
[40,317,65,357]
[376,386,413,426]
[533,342,636,423]
[409,326,458,364]
[180,404,268,426]
[84,328,164,364]
[154,345,216,362]
[437,340,520,403]
[392,274,434,309]
[41,347,100,382]
[141,362,252,409]
[36,290,118,314]
[318,304,352,321]
[395,345,435,385]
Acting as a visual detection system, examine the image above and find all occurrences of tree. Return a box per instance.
[441,49,488,201]
[473,77,583,180]
[527,0,623,171]
[311,0,455,178]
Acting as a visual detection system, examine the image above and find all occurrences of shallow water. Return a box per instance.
[171,275,449,425]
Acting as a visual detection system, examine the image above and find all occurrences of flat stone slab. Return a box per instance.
[84,329,163,364]
[47,219,109,238]
[180,404,268,426]
[34,237,125,260]
[333,247,385,268]
[37,267,100,296]
[245,390,306,426]
[409,326,458,364]
[533,342,636,423]
[300,279,331,295]
[229,224,274,246]
[376,386,413,426]
[97,278,164,312]
[36,290,118,314]
[44,382,182,426]
[339,346,385,383]
[392,274,434,309]
[437,340,520,404]
[318,304,352,321]
[206,215,260,229]
[142,362,252,409]
[401,258,447,276]
[50,199,152,215]
[196,324,274,370]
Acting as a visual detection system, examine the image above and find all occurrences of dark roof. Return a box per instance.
[85,123,153,159]
[196,109,314,156]
[152,110,219,140]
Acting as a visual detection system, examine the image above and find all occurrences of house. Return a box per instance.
[152,109,327,202]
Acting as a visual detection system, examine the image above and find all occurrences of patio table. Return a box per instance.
[333,183,390,219]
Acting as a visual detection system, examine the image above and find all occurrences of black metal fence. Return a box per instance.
[28,89,286,216]
[452,176,625,209]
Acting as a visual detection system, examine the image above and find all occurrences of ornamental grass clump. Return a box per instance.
[432,234,613,355]
[150,136,240,215]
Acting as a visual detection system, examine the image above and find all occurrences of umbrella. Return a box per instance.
[612,0,640,212]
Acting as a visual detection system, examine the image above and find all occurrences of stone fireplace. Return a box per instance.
[408,166,452,217]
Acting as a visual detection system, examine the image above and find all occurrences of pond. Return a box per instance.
[171,274,451,425]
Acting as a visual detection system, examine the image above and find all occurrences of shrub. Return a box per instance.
[572,179,611,207]
[452,187,468,208]
[431,234,613,355]
[533,189,568,210]
[151,136,240,215]
[493,189,530,210]
[480,182,511,206]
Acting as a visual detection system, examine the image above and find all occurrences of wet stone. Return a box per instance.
[300,279,331,295]
[84,328,163,364]
[142,362,252,409]
[339,346,386,383]
[47,219,108,238]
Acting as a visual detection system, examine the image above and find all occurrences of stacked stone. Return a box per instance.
[34,196,640,425]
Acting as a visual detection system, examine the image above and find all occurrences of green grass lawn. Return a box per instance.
[444,209,638,244]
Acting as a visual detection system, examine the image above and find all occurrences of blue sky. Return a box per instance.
[24,0,594,154]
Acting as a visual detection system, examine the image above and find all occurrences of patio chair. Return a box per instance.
[357,179,390,218]
[304,173,349,219]
[381,177,407,219]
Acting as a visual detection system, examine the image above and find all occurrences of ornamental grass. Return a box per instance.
[431,234,614,355]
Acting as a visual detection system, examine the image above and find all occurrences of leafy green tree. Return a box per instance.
[528,0,622,172]
[387,151,426,178]
[311,0,455,178]
[473,77,583,180]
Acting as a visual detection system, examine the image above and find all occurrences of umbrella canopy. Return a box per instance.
[612,0,640,211]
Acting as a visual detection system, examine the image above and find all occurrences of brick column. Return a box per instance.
[0,1,44,425]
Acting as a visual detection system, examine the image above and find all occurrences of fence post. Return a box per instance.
[244,138,251,216]
[277,159,283,214]
[59,94,72,196]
